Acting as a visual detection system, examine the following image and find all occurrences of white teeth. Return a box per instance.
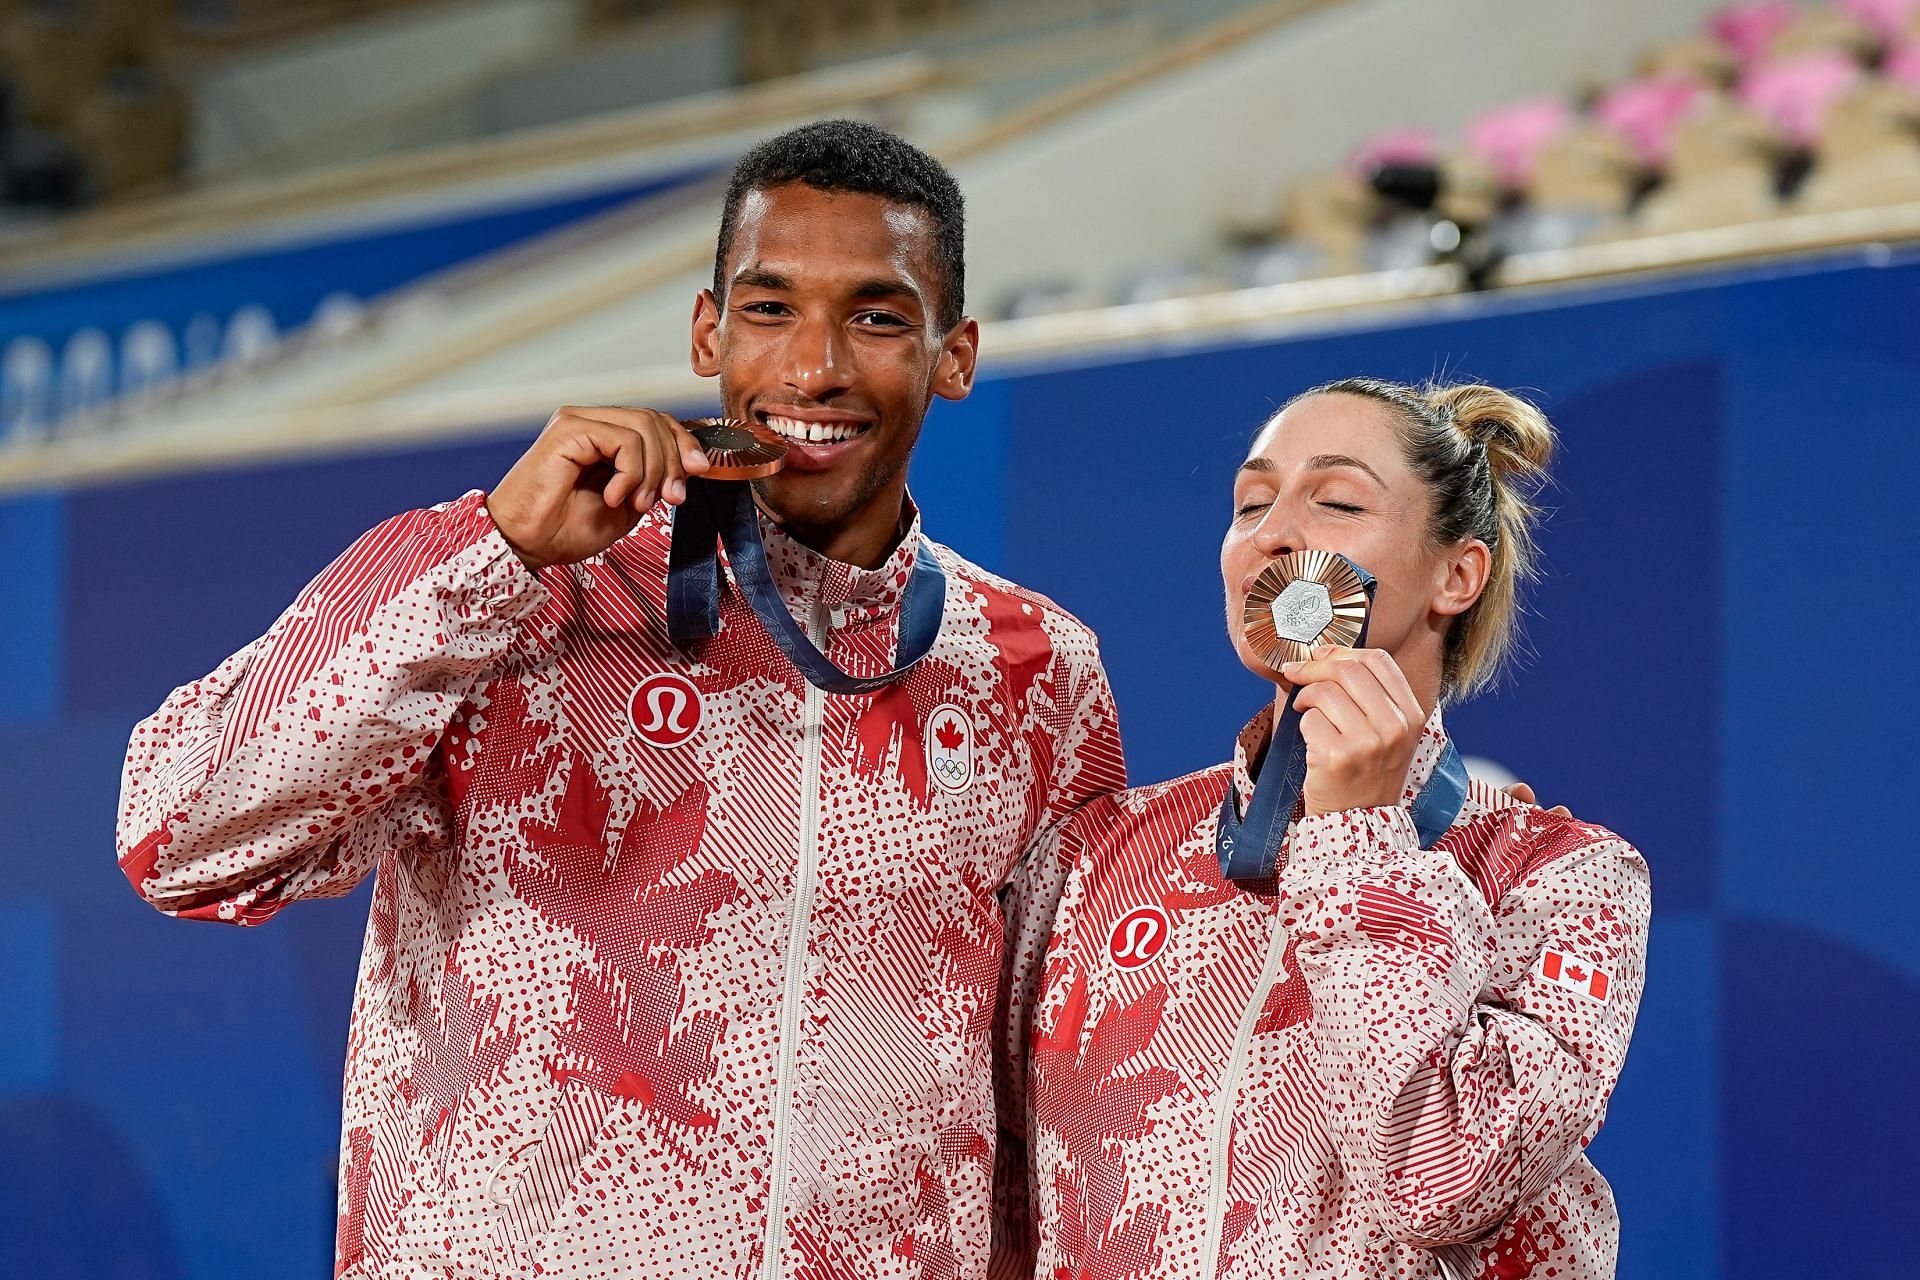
[765,414,867,444]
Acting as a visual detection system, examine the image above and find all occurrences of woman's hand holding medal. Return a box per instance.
[1280,644,1427,819]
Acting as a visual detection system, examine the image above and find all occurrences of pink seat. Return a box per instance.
[1885,38,1920,91]
[1740,51,1865,144]
[1595,75,1712,165]
[1465,98,1575,188]
[1710,2,1800,62]
[1348,127,1440,176]
[1838,0,1920,40]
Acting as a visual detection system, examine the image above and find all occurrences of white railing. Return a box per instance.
[6,198,1919,495]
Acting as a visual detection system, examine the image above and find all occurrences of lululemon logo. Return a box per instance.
[1108,904,1171,971]
[629,673,702,749]
[926,702,975,795]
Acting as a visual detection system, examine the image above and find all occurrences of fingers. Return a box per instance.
[547,407,708,510]
[668,419,712,477]
[1500,781,1569,816]
[601,426,652,510]
[1284,645,1429,816]
[1283,646,1423,733]
[1292,678,1367,741]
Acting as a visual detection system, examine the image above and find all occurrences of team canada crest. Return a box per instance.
[629,672,702,749]
[926,702,974,794]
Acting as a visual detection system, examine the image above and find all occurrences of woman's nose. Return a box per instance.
[1250,508,1299,556]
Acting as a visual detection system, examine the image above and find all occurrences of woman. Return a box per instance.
[1017,379,1650,1279]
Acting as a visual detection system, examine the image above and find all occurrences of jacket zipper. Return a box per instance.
[759,597,830,1280]
[1199,909,1290,1276]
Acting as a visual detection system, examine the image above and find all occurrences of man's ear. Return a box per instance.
[1431,537,1491,619]
[691,289,722,378]
[932,317,979,402]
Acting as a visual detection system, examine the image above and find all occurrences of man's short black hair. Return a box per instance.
[713,118,966,332]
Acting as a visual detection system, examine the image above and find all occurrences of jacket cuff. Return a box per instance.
[445,492,549,632]
[1283,805,1422,879]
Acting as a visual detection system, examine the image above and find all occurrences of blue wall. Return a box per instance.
[3,247,1916,1277]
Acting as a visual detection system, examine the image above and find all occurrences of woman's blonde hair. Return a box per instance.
[1283,377,1556,698]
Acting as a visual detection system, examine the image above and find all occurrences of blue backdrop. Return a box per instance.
[3,245,1916,1278]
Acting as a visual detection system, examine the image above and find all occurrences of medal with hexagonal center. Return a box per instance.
[1270,579,1335,644]
[1241,549,1375,668]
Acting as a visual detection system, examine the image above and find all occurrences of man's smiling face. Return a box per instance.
[691,181,977,557]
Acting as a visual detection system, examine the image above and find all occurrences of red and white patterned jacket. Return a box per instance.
[1021,707,1649,1280]
[116,491,1126,1280]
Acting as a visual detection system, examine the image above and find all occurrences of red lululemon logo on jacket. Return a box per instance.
[1108,904,1171,970]
[629,673,702,749]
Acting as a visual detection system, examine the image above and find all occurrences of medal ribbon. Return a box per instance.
[1215,555,1469,880]
[667,476,946,695]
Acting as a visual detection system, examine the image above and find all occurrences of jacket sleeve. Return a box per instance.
[989,637,1126,1279]
[115,492,549,925]
[1280,804,1651,1247]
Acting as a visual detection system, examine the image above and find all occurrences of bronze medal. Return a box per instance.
[1241,549,1371,668]
[685,417,787,480]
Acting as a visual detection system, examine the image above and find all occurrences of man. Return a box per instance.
[117,120,1125,1279]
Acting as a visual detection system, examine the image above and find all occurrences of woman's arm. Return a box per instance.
[1282,806,1650,1246]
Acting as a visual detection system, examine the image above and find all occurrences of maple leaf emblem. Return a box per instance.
[1031,968,1180,1277]
[408,954,520,1171]
[550,965,723,1129]
[510,752,742,1131]
[934,716,965,753]
[1564,964,1588,983]
[508,754,740,971]
[847,660,969,806]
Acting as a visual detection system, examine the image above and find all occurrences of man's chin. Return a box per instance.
[754,474,858,529]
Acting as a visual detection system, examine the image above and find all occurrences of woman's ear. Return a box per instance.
[1432,537,1490,619]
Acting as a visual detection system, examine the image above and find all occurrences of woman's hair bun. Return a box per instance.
[1425,383,1556,477]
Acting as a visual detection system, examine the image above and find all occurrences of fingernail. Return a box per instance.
[667,478,685,502]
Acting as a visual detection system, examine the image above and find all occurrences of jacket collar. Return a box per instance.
[755,496,922,622]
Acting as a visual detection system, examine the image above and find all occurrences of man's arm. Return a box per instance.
[116,494,546,923]
[117,405,711,924]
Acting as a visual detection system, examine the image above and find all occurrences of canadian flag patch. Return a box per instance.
[1537,949,1612,1002]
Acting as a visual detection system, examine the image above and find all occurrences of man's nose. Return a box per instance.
[782,314,853,401]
